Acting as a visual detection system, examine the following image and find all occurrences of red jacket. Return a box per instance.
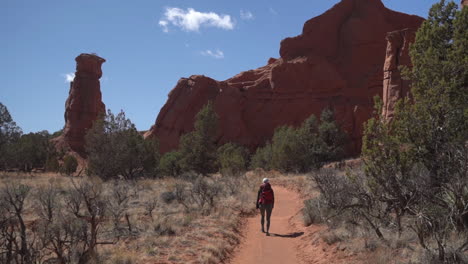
[256,182,275,206]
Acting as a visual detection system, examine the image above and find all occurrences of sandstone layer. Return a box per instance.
[53,53,106,156]
[147,0,424,154]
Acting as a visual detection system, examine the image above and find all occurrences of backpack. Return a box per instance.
[259,184,274,204]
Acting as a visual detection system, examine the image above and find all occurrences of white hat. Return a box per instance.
[263,178,269,183]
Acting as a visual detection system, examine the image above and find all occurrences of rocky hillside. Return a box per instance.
[146,0,424,155]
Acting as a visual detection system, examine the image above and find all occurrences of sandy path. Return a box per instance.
[230,186,304,264]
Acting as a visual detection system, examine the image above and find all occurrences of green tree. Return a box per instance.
[296,114,325,171]
[250,142,273,171]
[318,108,347,161]
[62,155,78,176]
[361,1,467,260]
[45,156,60,172]
[217,143,249,176]
[0,103,22,169]
[178,102,219,175]
[251,109,347,173]
[0,103,22,147]
[15,131,51,171]
[86,110,160,180]
[159,151,183,177]
[270,126,301,172]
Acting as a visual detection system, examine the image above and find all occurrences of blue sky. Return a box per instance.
[1,0,440,133]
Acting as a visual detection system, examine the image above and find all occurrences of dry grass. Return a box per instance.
[0,171,258,264]
[264,166,468,264]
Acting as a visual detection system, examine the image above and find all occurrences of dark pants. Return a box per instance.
[260,203,273,232]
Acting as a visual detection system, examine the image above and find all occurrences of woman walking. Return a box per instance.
[256,178,275,235]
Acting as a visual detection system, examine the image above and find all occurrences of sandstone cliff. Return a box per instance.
[146,0,424,154]
[381,28,418,120]
[53,53,106,156]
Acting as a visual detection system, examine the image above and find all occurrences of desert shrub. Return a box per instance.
[302,198,325,226]
[0,181,33,263]
[311,169,387,238]
[223,174,244,196]
[65,177,108,260]
[159,151,182,177]
[250,142,272,170]
[190,177,222,214]
[107,180,134,237]
[251,109,347,173]
[160,191,176,204]
[217,143,249,176]
[33,182,88,263]
[62,154,78,176]
[419,248,468,264]
[173,182,191,210]
[144,197,158,219]
[153,217,177,236]
[322,231,343,245]
[86,110,160,180]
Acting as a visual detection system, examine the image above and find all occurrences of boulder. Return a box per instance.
[53,53,106,156]
[146,0,424,155]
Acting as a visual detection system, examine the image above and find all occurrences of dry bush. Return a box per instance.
[322,231,343,245]
[302,198,325,226]
[365,249,394,264]
[0,180,34,263]
[308,162,468,263]
[100,250,137,264]
[106,180,135,237]
[0,171,256,264]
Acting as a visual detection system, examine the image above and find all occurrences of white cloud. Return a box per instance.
[159,20,169,32]
[240,10,254,20]
[201,49,224,59]
[159,7,234,32]
[63,73,75,83]
[269,7,278,15]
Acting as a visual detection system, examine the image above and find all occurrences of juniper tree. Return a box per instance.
[362,1,468,260]
[178,102,219,175]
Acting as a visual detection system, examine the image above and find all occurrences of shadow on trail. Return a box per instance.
[270,232,304,238]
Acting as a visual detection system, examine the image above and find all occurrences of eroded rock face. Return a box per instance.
[54,53,106,155]
[462,0,468,8]
[147,0,423,155]
[381,28,418,120]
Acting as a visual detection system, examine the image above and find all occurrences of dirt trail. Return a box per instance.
[230,186,305,264]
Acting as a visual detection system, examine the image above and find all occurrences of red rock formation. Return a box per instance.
[462,0,468,8]
[54,53,106,155]
[146,0,424,155]
[381,28,418,120]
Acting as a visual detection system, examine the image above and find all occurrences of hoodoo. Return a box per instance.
[381,28,419,121]
[53,53,106,156]
[146,0,424,155]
